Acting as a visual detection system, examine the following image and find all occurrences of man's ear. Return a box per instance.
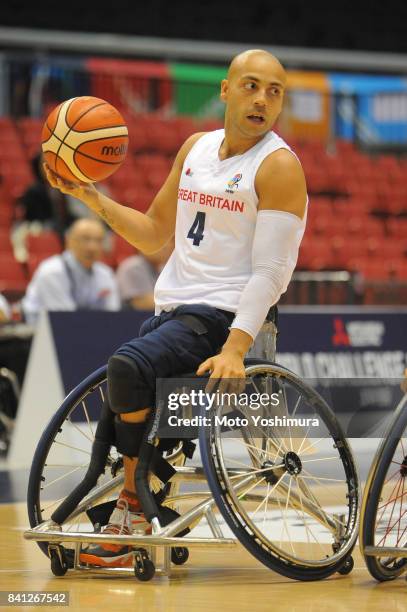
[220,79,228,103]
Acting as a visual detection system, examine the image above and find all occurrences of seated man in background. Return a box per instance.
[22,218,120,324]
[116,241,174,310]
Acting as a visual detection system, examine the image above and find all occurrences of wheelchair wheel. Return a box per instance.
[27,366,184,558]
[199,360,359,581]
[28,366,112,557]
[360,395,407,581]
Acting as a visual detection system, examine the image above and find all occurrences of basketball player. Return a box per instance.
[44,49,307,567]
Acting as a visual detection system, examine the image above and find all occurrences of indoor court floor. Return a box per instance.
[1,499,406,612]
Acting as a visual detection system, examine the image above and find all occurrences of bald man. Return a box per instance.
[22,218,120,324]
[44,49,308,567]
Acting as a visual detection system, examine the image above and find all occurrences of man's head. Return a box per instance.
[220,49,287,140]
[66,218,105,269]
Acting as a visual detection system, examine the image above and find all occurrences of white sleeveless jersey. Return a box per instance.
[154,129,307,314]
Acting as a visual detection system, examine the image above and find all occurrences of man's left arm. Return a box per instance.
[197,149,307,382]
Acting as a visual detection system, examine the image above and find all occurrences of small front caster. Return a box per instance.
[48,545,68,576]
[134,548,155,581]
[171,547,189,565]
[338,556,354,575]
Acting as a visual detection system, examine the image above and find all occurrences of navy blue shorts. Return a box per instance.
[113,304,234,409]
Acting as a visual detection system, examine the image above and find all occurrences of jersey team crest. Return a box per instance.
[226,173,242,193]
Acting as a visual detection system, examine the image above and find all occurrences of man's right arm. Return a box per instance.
[44,132,205,254]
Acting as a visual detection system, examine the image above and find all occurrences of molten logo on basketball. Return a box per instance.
[101,144,128,156]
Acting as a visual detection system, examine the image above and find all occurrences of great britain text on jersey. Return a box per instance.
[178,188,245,213]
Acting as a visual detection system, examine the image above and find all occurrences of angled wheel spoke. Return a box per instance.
[66,418,94,445]
[53,440,91,456]
[42,464,88,490]
[82,401,95,439]
[250,471,287,516]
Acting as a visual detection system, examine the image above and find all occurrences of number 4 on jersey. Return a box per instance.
[187,211,206,246]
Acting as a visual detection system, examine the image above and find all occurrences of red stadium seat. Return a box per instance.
[0,202,15,227]
[26,232,62,255]
[348,258,389,280]
[389,259,407,279]
[0,229,14,254]
[386,218,407,239]
[171,116,198,143]
[0,254,27,291]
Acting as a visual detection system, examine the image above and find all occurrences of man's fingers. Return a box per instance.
[43,163,57,187]
[196,359,212,376]
[42,162,80,192]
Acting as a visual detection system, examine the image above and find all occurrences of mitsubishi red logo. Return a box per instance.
[332,318,350,346]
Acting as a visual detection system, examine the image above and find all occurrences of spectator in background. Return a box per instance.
[0,294,11,323]
[116,240,174,310]
[18,153,75,236]
[22,218,120,324]
[13,153,107,262]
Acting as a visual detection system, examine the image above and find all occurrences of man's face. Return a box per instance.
[67,223,105,269]
[221,55,286,140]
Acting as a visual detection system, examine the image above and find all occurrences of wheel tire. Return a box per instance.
[134,558,155,581]
[337,556,354,575]
[49,548,68,577]
[360,396,407,582]
[27,366,108,557]
[171,547,189,565]
[200,359,359,582]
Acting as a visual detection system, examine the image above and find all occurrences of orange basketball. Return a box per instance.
[41,96,128,183]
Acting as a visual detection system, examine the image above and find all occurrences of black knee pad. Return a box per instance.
[114,417,146,458]
[107,354,150,414]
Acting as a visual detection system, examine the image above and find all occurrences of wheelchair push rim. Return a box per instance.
[27,366,120,556]
[200,362,359,578]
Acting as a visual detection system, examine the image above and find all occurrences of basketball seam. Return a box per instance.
[54,98,80,170]
[55,100,107,178]
[62,101,107,144]
[69,123,128,134]
[44,101,65,172]
[57,156,94,182]
[46,124,126,166]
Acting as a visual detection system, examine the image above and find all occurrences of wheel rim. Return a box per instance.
[372,435,407,573]
[30,371,187,544]
[32,375,123,536]
[208,364,359,568]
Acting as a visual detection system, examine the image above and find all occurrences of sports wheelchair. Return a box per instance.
[359,391,407,581]
[24,310,359,581]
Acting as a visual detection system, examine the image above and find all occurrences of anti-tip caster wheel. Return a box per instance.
[171,547,189,565]
[337,556,354,575]
[134,548,155,582]
[48,545,68,577]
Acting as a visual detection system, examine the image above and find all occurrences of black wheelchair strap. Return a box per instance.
[182,440,196,459]
[172,313,208,335]
[151,448,176,483]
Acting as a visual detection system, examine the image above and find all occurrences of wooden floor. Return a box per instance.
[0,503,405,612]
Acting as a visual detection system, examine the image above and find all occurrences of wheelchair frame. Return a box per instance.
[24,317,359,581]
